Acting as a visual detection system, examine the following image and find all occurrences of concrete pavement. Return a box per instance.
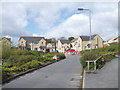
[3,55,82,88]
[84,58,118,88]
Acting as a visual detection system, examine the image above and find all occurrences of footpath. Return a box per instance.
[84,57,118,88]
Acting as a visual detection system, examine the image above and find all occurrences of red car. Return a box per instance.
[65,49,75,55]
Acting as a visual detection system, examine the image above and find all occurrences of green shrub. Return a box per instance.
[2,70,13,80]
[27,51,43,56]
[57,53,66,60]
[2,50,66,81]
[103,54,116,62]
[80,43,118,55]
[2,60,43,80]
[18,60,43,71]
[80,50,116,70]
[45,52,66,60]
[43,57,53,63]
[45,54,54,58]
[80,51,102,69]
[81,51,101,61]
[2,67,17,80]
[3,55,39,67]
[28,60,43,68]
[11,49,43,56]
[2,46,11,59]
[80,50,90,55]
[99,51,109,55]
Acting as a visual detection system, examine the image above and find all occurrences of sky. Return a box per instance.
[1,2,118,45]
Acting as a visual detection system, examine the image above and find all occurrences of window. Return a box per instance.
[34,41,38,44]
[87,44,90,48]
[27,48,31,50]
[27,42,31,45]
[3,42,6,45]
[42,42,44,44]
[34,48,38,51]
[78,44,80,47]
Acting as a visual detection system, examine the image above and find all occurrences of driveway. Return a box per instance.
[84,58,118,88]
[3,55,82,88]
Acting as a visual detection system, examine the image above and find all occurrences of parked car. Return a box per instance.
[65,49,75,55]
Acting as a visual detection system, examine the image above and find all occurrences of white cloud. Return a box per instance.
[1,2,118,42]
[44,3,118,40]
[45,14,89,38]
[31,3,80,30]
[2,3,29,37]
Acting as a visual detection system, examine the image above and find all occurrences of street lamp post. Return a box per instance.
[78,8,92,52]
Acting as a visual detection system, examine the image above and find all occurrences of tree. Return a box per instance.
[68,37,75,41]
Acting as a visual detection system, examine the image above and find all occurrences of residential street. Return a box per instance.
[84,57,118,88]
[3,55,82,88]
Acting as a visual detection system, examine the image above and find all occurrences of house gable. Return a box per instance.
[19,38,27,47]
[0,37,11,47]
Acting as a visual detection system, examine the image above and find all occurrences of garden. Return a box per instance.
[1,46,66,82]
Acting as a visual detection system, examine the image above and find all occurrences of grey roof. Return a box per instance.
[60,40,70,44]
[91,34,97,38]
[20,36,45,43]
[70,38,77,43]
[79,34,97,41]
[79,36,90,41]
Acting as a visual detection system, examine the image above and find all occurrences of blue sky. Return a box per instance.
[1,2,118,45]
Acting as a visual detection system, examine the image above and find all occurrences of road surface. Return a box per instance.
[3,55,82,88]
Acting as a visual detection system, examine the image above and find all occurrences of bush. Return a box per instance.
[45,52,66,60]
[43,57,53,63]
[2,46,11,59]
[80,51,102,69]
[2,50,66,81]
[2,60,43,80]
[57,53,66,60]
[103,54,116,62]
[81,51,101,61]
[11,49,43,56]
[45,53,55,58]
[80,50,116,70]
[19,60,43,71]
[2,69,13,80]
[2,66,18,80]
[3,55,41,67]
[80,50,90,55]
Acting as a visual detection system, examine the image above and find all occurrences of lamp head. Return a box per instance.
[78,8,84,10]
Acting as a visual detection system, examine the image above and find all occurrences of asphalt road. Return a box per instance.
[3,55,82,88]
[84,57,118,88]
